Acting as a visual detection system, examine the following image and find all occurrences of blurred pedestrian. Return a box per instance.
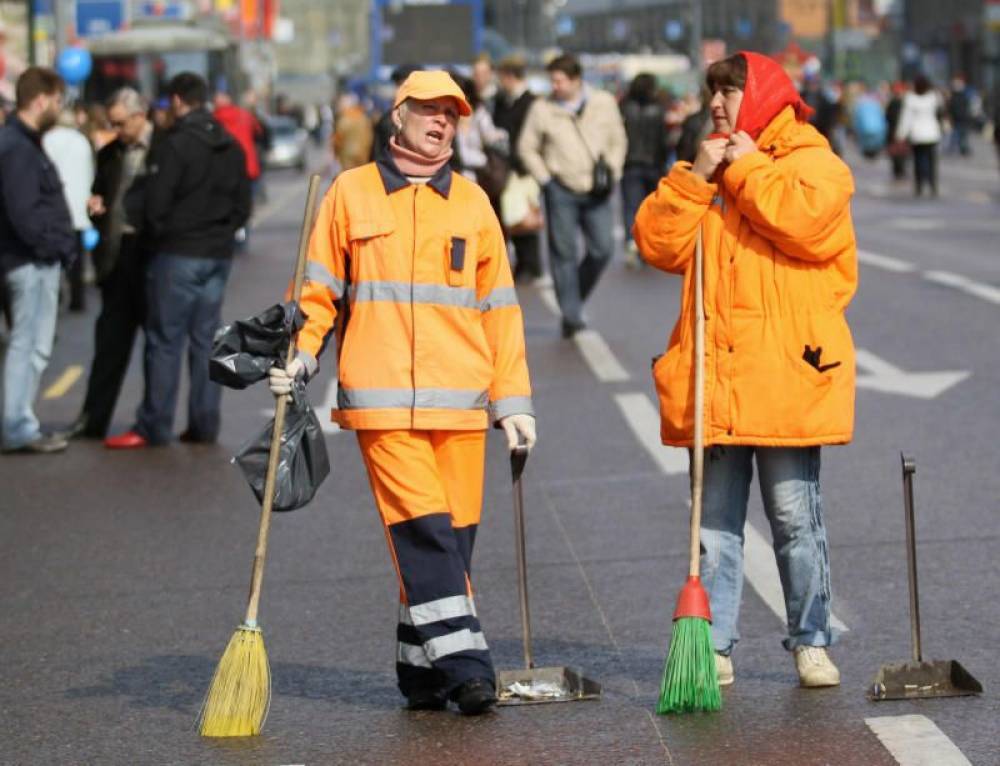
[66,88,156,440]
[104,72,250,449]
[452,73,509,206]
[675,91,710,163]
[945,76,972,156]
[885,81,908,182]
[243,89,271,204]
[471,54,497,113]
[331,92,374,173]
[518,53,627,337]
[895,74,942,198]
[213,90,263,246]
[43,107,95,312]
[0,67,76,454]
[802,75,843,155]
[634,51,856,690]
[620,72,668,269]
[494,55,542,282]
[268,70,534,715]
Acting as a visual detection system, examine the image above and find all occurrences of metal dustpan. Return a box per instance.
[868,454,983,701]
[495,445,601,706]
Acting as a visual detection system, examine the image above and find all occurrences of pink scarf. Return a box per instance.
[389,136,452,177]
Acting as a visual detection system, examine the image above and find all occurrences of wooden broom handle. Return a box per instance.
[245,173,322,625]
[689,227,705,578]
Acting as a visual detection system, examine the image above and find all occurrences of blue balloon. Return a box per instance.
[57,47,92,86]
[82,227,100,251]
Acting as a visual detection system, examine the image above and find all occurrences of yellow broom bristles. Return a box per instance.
[199,624,271,737]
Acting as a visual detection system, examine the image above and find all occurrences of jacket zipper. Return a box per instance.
[410,185,417,426]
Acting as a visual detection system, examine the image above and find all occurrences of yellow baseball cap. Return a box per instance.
[393,70,472,117]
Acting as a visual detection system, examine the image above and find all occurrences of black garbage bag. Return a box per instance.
[210,302,306,390]
[233,385,330,512]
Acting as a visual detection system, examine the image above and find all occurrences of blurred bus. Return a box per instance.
[83,18,244,103]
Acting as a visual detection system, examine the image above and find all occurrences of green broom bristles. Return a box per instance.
[199,624,271,737]
[656,616,721,714]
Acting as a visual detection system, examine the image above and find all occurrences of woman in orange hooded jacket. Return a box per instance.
[633,53,857,689]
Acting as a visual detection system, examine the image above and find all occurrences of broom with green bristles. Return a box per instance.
[656,227,721,715]
[198,174,322,737]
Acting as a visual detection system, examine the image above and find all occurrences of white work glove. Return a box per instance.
[499,414,537,452]
[268,357,305,397]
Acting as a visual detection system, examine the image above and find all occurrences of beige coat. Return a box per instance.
[517,88,628,195]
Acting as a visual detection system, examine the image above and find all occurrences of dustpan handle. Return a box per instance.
[511,444,534,669]
[901,453,922,663]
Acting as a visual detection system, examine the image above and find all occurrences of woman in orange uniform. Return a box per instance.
[634,53,857,690]
[269,71,535,714]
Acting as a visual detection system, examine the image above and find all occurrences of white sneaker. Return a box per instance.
[794,646,840,688]
[715,653,734,687]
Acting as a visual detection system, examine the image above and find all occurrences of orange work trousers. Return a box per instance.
[357,429,494,696]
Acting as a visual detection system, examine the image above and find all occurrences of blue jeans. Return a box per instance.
[135,254,231,445]
[2,262,61,448]
[699,446,836,654]
[620,163,662,245]
[543,180,614,327]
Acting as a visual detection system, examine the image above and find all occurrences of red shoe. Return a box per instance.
[104,430,148,449]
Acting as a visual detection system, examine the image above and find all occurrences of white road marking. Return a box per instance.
[613,393,688,475]
[865,715,972,766]
[538,285,560,316]
[855,250,1000,307]
[924,269,1000,305]
[857,250,917,273]
[855,348,970,399]
[743,523,849,634]
[574,330,630,382]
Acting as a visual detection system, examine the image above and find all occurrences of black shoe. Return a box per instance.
[179,430,216,445]
[560,319,586,339]
[405,688,448,711]
[64,413,103,440]
[450,678,496,715]
[2,433,68,454]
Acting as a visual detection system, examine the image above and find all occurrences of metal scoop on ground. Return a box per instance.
[868,453,983,701]
[495,445,601,706]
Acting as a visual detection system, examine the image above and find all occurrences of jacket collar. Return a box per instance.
[375,146,453,199]
[11,115,42,146]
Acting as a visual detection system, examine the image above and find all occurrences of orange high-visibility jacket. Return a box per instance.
[295,158,533,431]
[634,107,857,448]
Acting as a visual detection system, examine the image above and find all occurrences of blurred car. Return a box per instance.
[263,116,308,171]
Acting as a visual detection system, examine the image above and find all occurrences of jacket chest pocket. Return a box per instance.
[442,232,477,289]
[347,219,395,283]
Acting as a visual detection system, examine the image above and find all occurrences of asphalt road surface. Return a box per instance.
[1,140,997,766]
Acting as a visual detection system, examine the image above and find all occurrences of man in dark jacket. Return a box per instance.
[105,72,250,448]
[66,87,156,440]
[494,56,540,282]
[0,67,76,454]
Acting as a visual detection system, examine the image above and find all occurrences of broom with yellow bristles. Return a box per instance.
[656,227,721,715]
[198,174,322,737]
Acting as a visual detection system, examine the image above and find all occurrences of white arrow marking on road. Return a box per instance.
[866,715,972,766]
[613,392,688,475]
[855,349,970,399]
[574,330,630,382]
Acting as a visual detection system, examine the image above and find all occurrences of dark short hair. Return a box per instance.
[913,74,931,95]
[546,54,582,80]
[706,54,747,92]
[497,55,526,79]
[391,64,423,86]
[16,67,65,110]
[167,72,208,108]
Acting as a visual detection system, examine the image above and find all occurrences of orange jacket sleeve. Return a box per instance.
[294,182,349,376]
[722,148,855,263]
[632,162,716,275]
[476,208,533,423]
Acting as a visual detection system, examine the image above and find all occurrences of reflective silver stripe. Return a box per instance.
[397,642,432,668]
[479,286,519,312]
[405,595,478,627]
[350,280,478,309]
[489,396,535,422]
[338,387,489,411]
[424,629,488,662]
[305,261,345,298]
